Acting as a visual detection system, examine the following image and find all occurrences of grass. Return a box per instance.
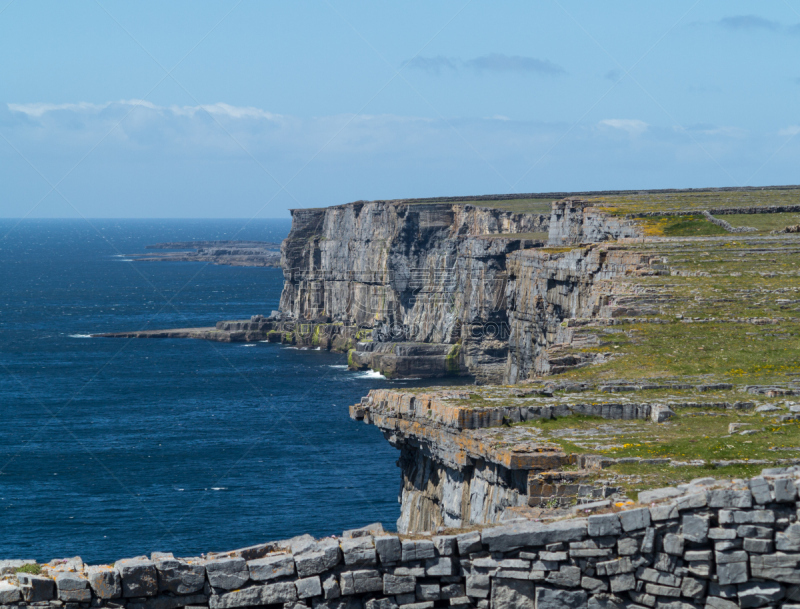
[16,564,42,574]
[640,215,728,237]
[605,462,766,497]
[723,212,800,232]
[515,410,800,464]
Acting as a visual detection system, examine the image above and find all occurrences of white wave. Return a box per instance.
[354,370,387,380]
[69,334,93,338]
[328,365,349,369]
[241,344,257,347]
[211,487,227,491]
[115,258,134,262]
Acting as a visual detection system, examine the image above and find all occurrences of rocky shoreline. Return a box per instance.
[132,241,281,267]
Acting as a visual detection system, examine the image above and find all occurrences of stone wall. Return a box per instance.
[3,470,800,609]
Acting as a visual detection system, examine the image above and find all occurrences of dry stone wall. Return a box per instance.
[3,470,800,609]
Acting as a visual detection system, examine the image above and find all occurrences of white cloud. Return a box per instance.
[779,125,800,136]
[7,100,280,121]
[598,119,648,136]
[7,101,109,117]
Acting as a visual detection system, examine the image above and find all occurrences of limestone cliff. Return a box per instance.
[279,202,548,383]
[278,198,656,383]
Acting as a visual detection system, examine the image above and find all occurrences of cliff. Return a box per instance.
[279,202,548,383]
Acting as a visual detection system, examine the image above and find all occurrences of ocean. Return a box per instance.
[0,218,415,564]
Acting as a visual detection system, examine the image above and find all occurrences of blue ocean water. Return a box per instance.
[0,219,416,564]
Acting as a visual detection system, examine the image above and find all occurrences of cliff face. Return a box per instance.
[504,246,663,382]
[278,198,655,384]
[279,202,548,383]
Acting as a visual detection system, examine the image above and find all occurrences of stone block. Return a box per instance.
[581,577,607,592]
[614,537,638,557]
[425,556,454,576]
[596,557,633,576]
[481,518,587,553]
[715,550,747,564]
[662,534,684,556]
[636,567,681,588]
[680,577,706,599]
[341,538,377,567]
[0,581,22,604]
[704,598,738,609]
[716,561,748,586]
[708,528,736,540]
[645,583,680,597]
[322,574,340,600]
[775,477,798,502]
[375,536,402,564]
[708,489,752,509]
[415,583,440,601]
[205,557,249,590]
[619,508,651,532]
[401,540,435,562]
[736,524,772,539]
[733,509,775,524]
[466,574,490,598]
[115,558,158,598]
[339,569,382,595]
[628,591,655,607]
[748,477,772,504]
[641,527,656,554]
[384,575,415,595]
[296,541,341,577]
[639,487,683,504]
[681,515,709,543]
[776,523,800,551]
[545,565,581,588]
[448,596,471,608]
[534,586,588,609]
[750,552,800,583]
[743,538,773,553]
[248,554,295,582]
[433,535,457,556]
[127,594,207,609]
[490,578,534,609]
[653,553,678,573]
[456,531,482,555]
[683,550,711,562]
[156,559,206,594]
[650,502,678,522]
[588,514,622,537]
[296,576,323,599]
[365,599,397,609]
[737,581,785,608]
[610,573,635,592]
[538,552,566,562]
[87,565,122,599]
[440,583,465,599]
[676,492,707,511]
[209,581,298,608]
[55,573,90,602]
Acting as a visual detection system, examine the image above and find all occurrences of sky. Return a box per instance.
[1,1,799,218]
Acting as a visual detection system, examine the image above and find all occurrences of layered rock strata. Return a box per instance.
[3,470,800,609]
[279,202,549,383]
[350,389,680,533]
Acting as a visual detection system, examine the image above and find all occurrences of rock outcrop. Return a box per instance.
[279,202,548,383]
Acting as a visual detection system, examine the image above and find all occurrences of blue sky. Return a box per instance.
[1,1,799,218]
